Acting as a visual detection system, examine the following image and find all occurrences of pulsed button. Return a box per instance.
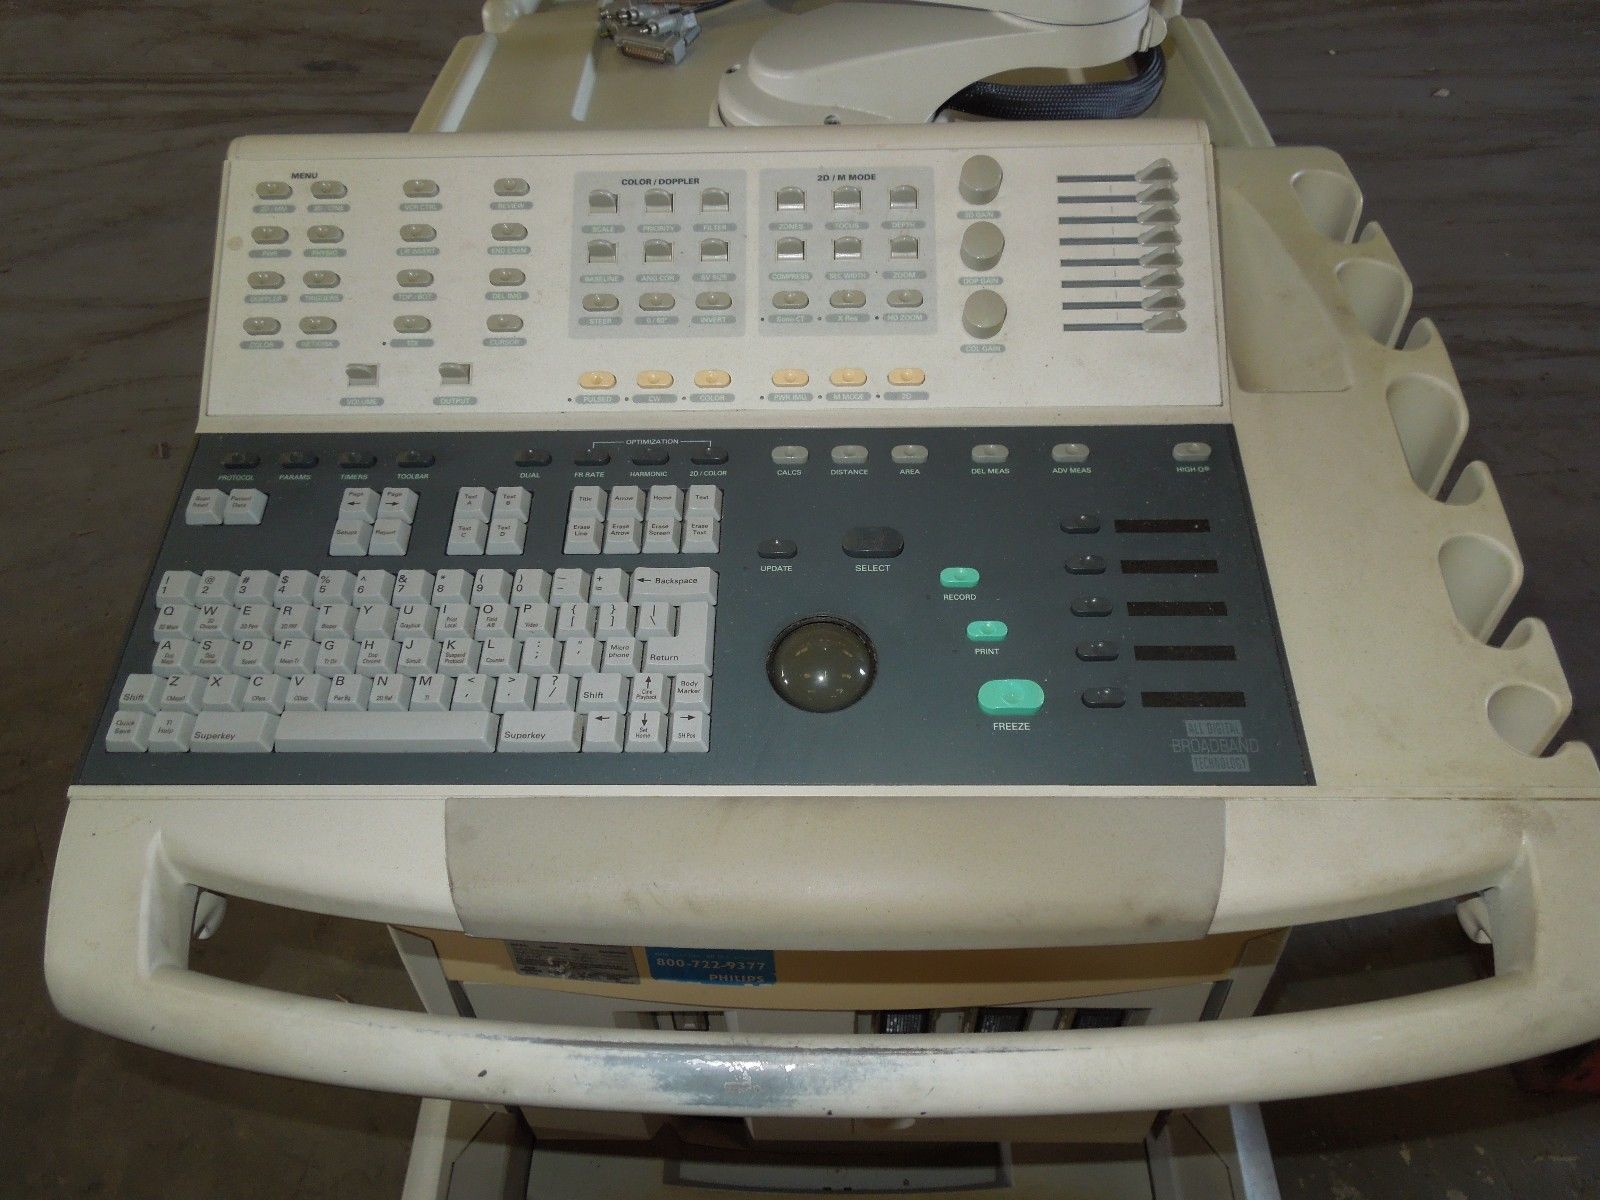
[579,371,617,389]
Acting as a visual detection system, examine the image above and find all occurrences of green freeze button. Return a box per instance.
[978,678,1044,717]
[940,566,980,588]
[967,620,1008,643]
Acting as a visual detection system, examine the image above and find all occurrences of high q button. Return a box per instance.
[978,679,1044,717]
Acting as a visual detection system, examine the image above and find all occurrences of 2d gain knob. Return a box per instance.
[959,154,1003,205]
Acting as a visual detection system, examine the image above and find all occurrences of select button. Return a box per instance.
[842,526,904,559]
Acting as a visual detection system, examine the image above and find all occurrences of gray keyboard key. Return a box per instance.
[561,637,602,675]
[159,675,205,713]
[151,638,196,676]
[148,711,196,752]
[156,570,200,605]
[493,673,537,712]
[394,569,434,605]
[629,567,718,606]
[369,674,413,712]
[153,603,197,639]
[669,710,709,753]
[672,672,709,713]
[590,568,629,604]
[602,638,642,676]
[644,604,715,673]
[681,515,720,555]
[276,711,498,752]
[450,674,494,712]
[629,673,668,713]
[185,489,226,525]
[409,674,453,712]
[448,518,488,556]
[514,602,555,639]
[550,568,590,604]
[563,516,602,555]
[536,673,576,711]
[478,636,518,674]
[625,710,667,753]
[243,674,289,713]
[201,673,247,711]
[581,710,624,752]
[330,517,372,557]
[432,569,473,606]
[106,711,151,753]
[511,569,551,604]
[577,673,626,713]
[276,638,317,674]
[369,519,411,556]
[498,711,582,753]
[519,637,560,675]
[190,712,278,752]
[284,673,331,711]
[327,673,372,711]
[118,674,161,714]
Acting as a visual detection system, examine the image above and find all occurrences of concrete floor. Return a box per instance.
[4,0,1599,1195]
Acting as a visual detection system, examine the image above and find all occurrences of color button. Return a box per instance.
[940,567,980,589]
[967,620,1008,644]
[694,369,732,388]
[978,679,1044,717]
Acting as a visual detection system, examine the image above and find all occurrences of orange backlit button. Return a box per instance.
[694,369,732,388]
[579,371,617,389]
[830,367,868,387]
[887,367,926,387]
[636,370,674,389]
[771,368,810,389]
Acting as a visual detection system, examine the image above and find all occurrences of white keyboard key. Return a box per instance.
[353,603,397,637]
[233,570,277,603]
[193,638,232,674]
[626,709,667,753]
[476,602,514,639]
[647,484,683,518]
[234,603,273,638]
[629,673,669,717]
[357,638,399,676]
[315,603,357,639]
[378,487,418,523]
[641,518,680,554]
[284,673,331,711]
[519,637,560,675]
[190,711,277,752]
[629,567,718,606]
[672,672,710,712]
[276,638,317,674]
[681,515,720,555]
[685,484,723,517]
[275,710,497,752]
[106,711,151,752]
[563,516,602,555]
[669,710,709,752]
[580,710,624,752]
[602,638,643,676]
[569,485,606,517]
[550,568,590,605]
[561,637,602,675]
[316,638,357,675]
[368,519,411,556]
[156,570,200,605]
[409,674,453,712]
[493,673,537,712]
[472,569,513,605]
[555,602,595,640]
[437,603,477,639]
[197,570,238,603]
[603,517,642,554]
[594,602,635,639]
[608,485,646,520]
[148,711,196,752]
[223,489,268,525]
[201,673,247,711]
[153,604,197,639]
[478,637,518,674]
[455,486,493,522]
[450,673,493,712]
[159,674,206,713]
[243,674,288,713]
[329,519,371,557]
[368,673,413,712]
[397,637,440,675]
[492,486,531,522]
[448,518,488,556]
[395,603,437,638]
[577,672,626,713]
[194,603,237,638]
[486,518,526,555]
[353,570,396,606]
[151,638,196,677]
[341,487,381,523]
[327,673,372,711]
[535,673,577,711]
[274,603,316,640]
[232,638,276,674]
[590,568,629,604]
[432,569,473,606]
[636,602,675,638]
[644,603,715,674]
[185,489,226,525]
[316,570,356,605]
[438,637,480,676]
[394,569,434,605]
[511,569,551,604]
[118,673,162,714]
[498,710,581,753]
[514,602,555,639]
[275,569,317,606]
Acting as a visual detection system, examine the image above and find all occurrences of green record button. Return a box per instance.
[966,620,1008,643]
[940,566,980,588]
[977,678,1044,717]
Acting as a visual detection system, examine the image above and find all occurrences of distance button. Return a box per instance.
[977,679,1042,718]
[967,620,1008,644]
[830,444,868,465]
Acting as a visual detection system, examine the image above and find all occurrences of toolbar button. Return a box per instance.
[771,445,809,466]
[396,450,435,468]
[693,369,731,388]
[978,679,1042,717]
[890,444,928,465]
[967,621,1008,644]
[579,371,617,389]
[887,366,925,386]
[939,567,979,589]
[1173,441,1213,462]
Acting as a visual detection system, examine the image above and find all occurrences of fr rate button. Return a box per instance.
[978,679,1043,717]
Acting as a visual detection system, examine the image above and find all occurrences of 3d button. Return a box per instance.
[966,620,1008,644]
[977,679,1042,717]
[841,526,902,558]
[940,566,980,588]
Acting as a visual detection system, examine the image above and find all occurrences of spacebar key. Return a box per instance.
[275,711,499,753]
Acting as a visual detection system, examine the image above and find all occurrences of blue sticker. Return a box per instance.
[645,947,777,986]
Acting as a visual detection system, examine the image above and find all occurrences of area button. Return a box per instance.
[978,679,1043,717]
[842,526,904,559]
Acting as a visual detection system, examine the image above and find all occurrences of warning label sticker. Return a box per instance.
[505,941,639,984]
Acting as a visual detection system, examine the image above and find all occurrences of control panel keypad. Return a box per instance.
[565,484,722,555]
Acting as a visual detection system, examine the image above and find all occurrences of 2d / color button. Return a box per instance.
[940,566,980,589]
[978,679,1043,717]
[967,620,1008,644]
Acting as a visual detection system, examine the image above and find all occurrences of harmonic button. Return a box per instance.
[887,367,926,386]
[579,370,617,389]
[397,268,434,287]
[699,187,730,212]
[829,289,866,309]
[832,236,862,260]
[255,181,292,200]
[588,189,618,213]
[303,270,340,288]
[490,222,528,241]
[587,239,617,263]
[638,292,676,311]
[494,177,530,196]
[489,267,526,286]
[887,288,924,308]
[700,238,729,261]
[247,270,284,289]
[1052,442,1091,464]
[889,234,919,258]
[694,369,732,388]
[242,317,280,336]
[637,370,674,389]
[775,237,805,261]
[832,185,862,209]
[251,226,289,244]
[771,368,809,389]
[643,239,673,262]
[775,186,805,211]
[402,179,439,198]
[696,291,732,310]
[829,367,867,387]
[887,183,918,208]
[772,290,809,310]
[631,448,671,467]
[400,223,437,243]
[643,189,673,213]
[393,315,431,334]
[310,180,347,200]
[299,315,337,335]
[582,293,620,312]
[486,314,524,333]
[306,224,343,244]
